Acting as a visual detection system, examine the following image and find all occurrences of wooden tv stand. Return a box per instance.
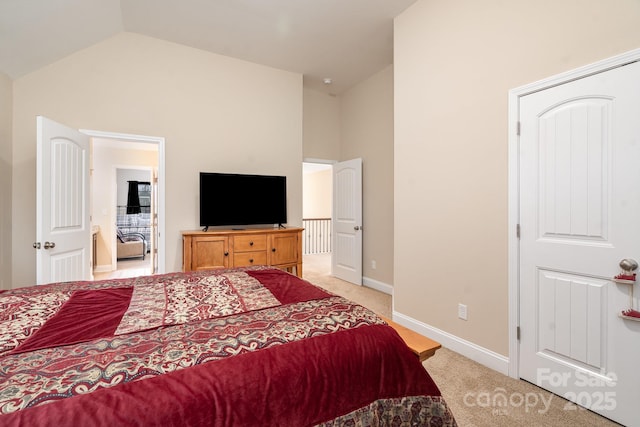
[182,227,303,277]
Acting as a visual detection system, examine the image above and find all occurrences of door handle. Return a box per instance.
[354,226,362,231]
[43,241,56,249]
[613,258,638,284]
[620,258,638,272]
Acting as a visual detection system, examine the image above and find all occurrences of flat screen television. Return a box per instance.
[199,172,287,228]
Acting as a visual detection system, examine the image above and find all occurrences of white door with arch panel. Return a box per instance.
[519,61,640,426]
[332,158,362,285]
[36,116,91,284]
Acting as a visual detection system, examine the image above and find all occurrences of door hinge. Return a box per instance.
[517,121,521,136]
[516,224,521,239]
[517,326,521,340]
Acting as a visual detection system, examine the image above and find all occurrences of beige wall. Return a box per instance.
[302,67,395,286]
[303,88,341,161]
[302,168,332,218]
[340,65,394,286]
[394,0,640,356]
[12,32,303,287]
[92,143,158,267]
[0,72,12,290]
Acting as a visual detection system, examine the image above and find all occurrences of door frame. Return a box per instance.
[111,165,154,271]
[302,158,336,271]
[81,129,166,275]
[507,48,640,379]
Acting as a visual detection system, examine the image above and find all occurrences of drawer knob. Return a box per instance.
[224,252,229,256]
[250,241,254,246]
[271,248,276,252]
[249,258,254,263]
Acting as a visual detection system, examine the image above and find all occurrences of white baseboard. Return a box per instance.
[363,276,393,295]
[392,311,510,376]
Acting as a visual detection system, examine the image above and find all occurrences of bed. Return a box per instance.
[0,266,457,426]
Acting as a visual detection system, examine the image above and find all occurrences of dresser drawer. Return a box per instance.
[233,234,267,252]
[234,251,267,267]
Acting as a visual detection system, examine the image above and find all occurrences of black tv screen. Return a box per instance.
[199,172,287,227]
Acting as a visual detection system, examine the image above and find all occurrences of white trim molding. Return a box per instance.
[363,276,393,295]
[507,47,640,380]
[80,129,166,275]
[392,311,510,375]
[302,157,336,165]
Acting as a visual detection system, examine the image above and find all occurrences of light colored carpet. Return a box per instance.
[303,254,620,427]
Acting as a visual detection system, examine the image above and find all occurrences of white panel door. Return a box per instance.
[151,169,158,274]
[332,158,362,285]
[519,61,640,426]
[36,116,91,284]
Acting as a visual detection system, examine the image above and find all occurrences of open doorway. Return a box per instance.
[302,161,333,277]
[112,168,153,277]
[90,134,164,280]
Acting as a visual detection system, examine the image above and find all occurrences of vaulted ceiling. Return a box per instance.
[0,0,417,94]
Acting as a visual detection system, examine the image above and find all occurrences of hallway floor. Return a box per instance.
[93,258,151,280]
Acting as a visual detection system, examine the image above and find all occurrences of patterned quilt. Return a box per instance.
[0,266,457,426]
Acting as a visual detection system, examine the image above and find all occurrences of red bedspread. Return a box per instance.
[0,267,456,426]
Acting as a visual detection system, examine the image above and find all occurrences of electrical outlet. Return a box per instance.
[458,303,468,320]
[371,260,377,269]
